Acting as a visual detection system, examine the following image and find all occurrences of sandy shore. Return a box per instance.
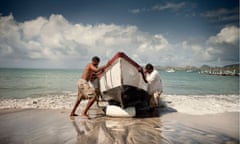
[0,108,239,144]
[1,94,239,115]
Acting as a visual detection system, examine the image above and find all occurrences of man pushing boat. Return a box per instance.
[70,56,108,118]
[139,63,164,109]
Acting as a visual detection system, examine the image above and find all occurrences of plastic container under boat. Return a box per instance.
[106,105,136,117]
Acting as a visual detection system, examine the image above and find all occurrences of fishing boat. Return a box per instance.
[166,68,175,73]
[186,70,193,73]
[98,52,150,117]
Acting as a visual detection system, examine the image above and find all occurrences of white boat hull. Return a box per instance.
[99,52,150,109]
[106,105,136,117]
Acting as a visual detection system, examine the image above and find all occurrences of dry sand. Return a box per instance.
[0,108,239,144]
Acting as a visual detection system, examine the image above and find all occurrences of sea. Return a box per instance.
[0,68,238,98]
[0,68,239,114]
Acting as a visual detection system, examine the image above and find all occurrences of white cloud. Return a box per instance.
[130,2,187,14]
[129,9,141,14]
[201,7,239,22]
[207,26,239,64]
[0,14,172,68]
[0,14,238,68]
[152,2,186,11]
[208,25,239,44]
[182,25,239,66]
[201,8,238,18]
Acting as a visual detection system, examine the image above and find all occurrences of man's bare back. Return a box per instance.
[70,56,107,118]
[81,63,95,81]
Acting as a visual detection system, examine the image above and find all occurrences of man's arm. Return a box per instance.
[91,63,112,78]
[89,64,105,73]
[138,67,148,83]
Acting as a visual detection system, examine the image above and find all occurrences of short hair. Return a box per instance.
[145,63,153,70]
[92,56,100,62]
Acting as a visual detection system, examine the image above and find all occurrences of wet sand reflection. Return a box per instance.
[72,116,168,144]
[0,109,238,144]
[71,108,239,144]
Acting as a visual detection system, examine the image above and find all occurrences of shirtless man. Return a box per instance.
[70,56,107,118]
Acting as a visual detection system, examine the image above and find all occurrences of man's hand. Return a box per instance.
[138,67,143,72]
[138,67,148,83]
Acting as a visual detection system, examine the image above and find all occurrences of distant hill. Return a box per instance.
[155,64,239,74]
[223,64,239,69]
[199,64,239,76]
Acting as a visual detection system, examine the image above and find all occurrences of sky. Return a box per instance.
[0,0,239,68]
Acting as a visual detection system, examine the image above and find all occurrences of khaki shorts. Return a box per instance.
[78,79,96,99]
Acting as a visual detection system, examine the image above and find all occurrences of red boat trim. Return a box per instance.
[97,52,142,78]
[106,52,141,69]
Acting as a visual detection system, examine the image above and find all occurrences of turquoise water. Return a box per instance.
[0,68,239,99]
[159,71,239,95]
[0,68,80,99]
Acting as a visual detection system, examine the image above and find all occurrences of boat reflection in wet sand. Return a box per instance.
[98,52,150,117]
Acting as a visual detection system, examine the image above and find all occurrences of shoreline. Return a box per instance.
[0,94,239,115]
[0,108,239,144]
[0,93,239,143]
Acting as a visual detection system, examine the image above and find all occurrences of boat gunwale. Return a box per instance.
[105,52,141,71]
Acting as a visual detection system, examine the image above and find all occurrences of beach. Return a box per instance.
[0,94,239,144]
[0,108,238,144]
[0,69,239,143]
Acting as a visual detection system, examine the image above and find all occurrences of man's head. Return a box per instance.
[145,63,154,73]
[92,56,100,67]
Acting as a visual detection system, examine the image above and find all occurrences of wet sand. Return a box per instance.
[0,108,239,144]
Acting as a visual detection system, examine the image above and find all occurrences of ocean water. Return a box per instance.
[159,71,239,95]
[0,68,239,99]
[0,68,239,114]
[0,68,80,99]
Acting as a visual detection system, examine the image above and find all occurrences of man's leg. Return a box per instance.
[70,89,83,117]
[81,96,96,117]
[154,91,163,107]
[149,93,158,108]
[154,91,165,108]
[95,88,102,105]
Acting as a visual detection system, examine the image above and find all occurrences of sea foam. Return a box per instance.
[0,94,239,115]
[162,94,239,115]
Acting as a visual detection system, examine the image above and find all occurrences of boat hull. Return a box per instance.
[102,85,150,108]
[99,52,149,108]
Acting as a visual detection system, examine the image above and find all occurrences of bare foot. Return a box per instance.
[70,113,78,117]
[81,113,90,119]
[69,115,75,120]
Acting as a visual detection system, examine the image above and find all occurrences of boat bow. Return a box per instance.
[98,52,149,108]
